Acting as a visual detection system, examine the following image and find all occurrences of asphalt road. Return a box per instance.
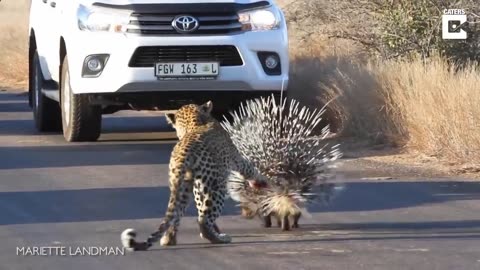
[1,91,480,270]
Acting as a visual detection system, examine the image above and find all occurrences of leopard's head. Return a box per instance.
[166,101,215,139]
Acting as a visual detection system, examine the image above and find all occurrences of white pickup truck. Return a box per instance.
[28,0,289,142]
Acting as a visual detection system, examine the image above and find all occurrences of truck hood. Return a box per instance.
[80,0,271,5]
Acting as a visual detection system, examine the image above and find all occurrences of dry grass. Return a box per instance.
[280,0,480,164]
[288,38,480,163]
[0,0,30,89]
[377,57,480,161]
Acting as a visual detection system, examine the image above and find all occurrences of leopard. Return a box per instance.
[121,101,262,251]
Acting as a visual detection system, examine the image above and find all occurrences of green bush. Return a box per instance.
[286,0,480,62]
[377,0,479,62]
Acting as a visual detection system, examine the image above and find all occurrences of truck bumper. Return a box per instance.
[66,28,289,95]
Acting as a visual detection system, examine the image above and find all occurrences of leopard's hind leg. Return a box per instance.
[159,164,194,246]
[194,176,231,244]
[159,182,193,246]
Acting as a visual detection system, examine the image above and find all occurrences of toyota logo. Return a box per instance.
[172,15,199,33]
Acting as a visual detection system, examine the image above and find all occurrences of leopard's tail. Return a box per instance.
[121,197,183,251]
[121,196,179,251]
[121,228,144,251]
[121,168,197,251]
[121,222,170,251]
[121,180,187,251]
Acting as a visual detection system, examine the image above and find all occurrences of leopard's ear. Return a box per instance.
[165,113,176,126]
[201,100,213,114]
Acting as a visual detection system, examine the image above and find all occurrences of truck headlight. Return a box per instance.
[238,6,282,31]
[77,4,130,32]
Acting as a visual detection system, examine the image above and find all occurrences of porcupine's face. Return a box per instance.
[240,204,257,219]
[165,101,214,139]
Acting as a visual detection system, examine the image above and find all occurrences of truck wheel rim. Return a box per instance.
[63,72,71,127]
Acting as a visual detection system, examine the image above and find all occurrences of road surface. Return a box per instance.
[0,91,479,270]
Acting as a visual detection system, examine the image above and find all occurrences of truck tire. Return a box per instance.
[60,57,102,142]
[31,51,62,132]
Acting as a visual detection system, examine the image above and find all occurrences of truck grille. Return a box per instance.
[127,13,243,35]
[128,46,244,67]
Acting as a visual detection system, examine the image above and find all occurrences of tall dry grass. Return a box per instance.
[377,57,480,161]
[0,0,30,88]
[283,0,480,164]
[289,39,480,163]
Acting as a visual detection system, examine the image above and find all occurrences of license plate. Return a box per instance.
[155,62,219,78]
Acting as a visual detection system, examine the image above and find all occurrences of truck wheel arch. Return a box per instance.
[59,37,67,95]
[28,29,37,108]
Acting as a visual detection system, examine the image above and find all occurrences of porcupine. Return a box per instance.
[222,95,343,231]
